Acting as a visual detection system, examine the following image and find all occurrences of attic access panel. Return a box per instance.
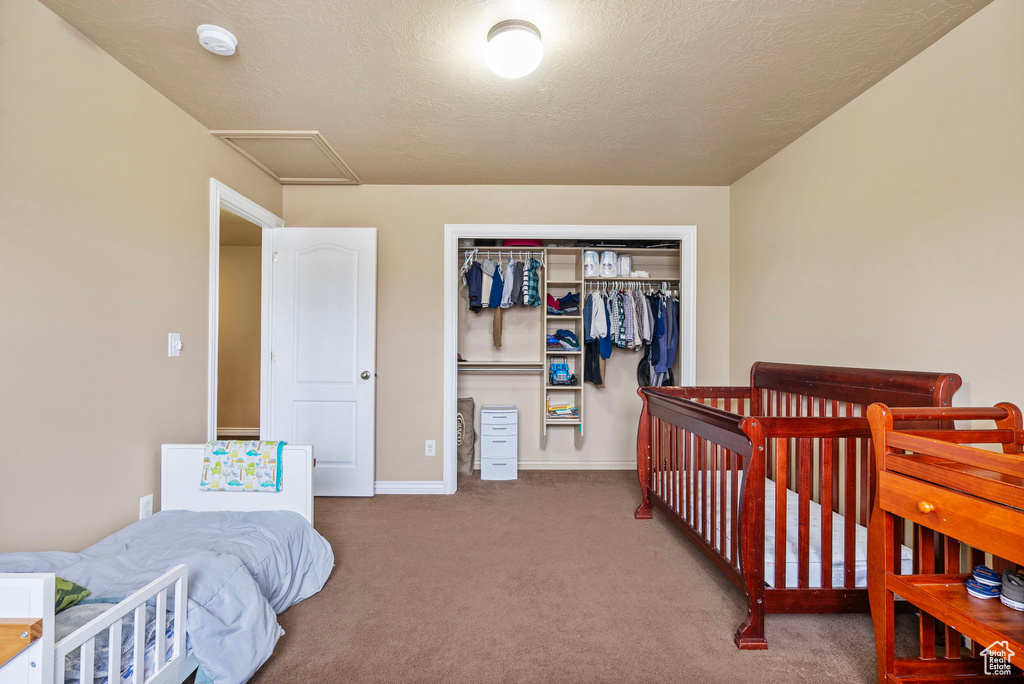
[212,130,360,185]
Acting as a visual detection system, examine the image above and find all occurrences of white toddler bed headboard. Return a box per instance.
[161,444,315,524]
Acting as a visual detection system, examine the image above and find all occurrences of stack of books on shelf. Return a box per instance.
[546,401,579,420]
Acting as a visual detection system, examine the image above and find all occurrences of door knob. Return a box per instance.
[360,371,371,380]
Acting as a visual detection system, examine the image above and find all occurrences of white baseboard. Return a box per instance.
[374,480,446,495]
[472,460,635,470]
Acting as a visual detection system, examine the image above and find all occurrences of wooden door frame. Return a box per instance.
[442,224,697,495]
[207,179,285,441]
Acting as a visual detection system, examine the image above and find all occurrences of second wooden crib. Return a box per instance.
[634,362,962,649]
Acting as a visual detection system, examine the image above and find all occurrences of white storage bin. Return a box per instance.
[481,435,516,459]
[481,458,517,481]
[481,405,517,480]
[481,423,516,437]
[481,409,517,425]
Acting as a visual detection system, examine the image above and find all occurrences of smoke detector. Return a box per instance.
[197,25,238,56]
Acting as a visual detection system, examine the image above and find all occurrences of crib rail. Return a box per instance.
[54,565,188,684]
[636,387,768,648]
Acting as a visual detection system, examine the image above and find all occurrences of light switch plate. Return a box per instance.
[425,439,436,457]
[168,333,181,357]
[139,494,153,520]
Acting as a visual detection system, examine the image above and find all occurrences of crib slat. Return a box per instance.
[860,437,871,526]
[942,534,962,658]
[831,401,841,509]
[712,444,720,544]
[173,571,188,659]
[156,587,168,669]
[80,638,95,683]
[775,438,788,588]
[917,526,937,659]
[821,438,834,589]
[844,435,857,587]
[673,426,680,517]
[695,437,703,535]
[134,603,146,684]
[655,420,662,499]
[688,433,696,526]
[797,438,811,589]
[108,618,122,681]
[698,438,707,541]
[682,428,691,524]
[720,447,728,555]
[731,449,739,565]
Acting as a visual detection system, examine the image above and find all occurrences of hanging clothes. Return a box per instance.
[512,261,525,306]
[488,259,504,309]
[526,258,542,306]
[466,261,482,313]
[480,259,496,309]
[500,259,516,308]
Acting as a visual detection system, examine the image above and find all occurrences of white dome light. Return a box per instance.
[486,20,543,79]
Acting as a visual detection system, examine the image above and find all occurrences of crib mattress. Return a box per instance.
[669,471,912,588]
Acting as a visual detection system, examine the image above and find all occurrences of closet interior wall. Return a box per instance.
[458,243,682,469]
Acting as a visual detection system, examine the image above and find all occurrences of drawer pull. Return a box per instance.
[918,501,935,514]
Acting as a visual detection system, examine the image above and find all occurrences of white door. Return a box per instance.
[269,227,376,496]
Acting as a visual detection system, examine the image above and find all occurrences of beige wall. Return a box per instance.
[0,0,281,552]
[284,185,730,481]
[217,246,263,430]
[729,0,1024,409]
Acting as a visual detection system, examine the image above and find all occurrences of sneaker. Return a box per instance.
[966,578,1001,599]
[1000,568,1024,611]
[973,565,1002,587]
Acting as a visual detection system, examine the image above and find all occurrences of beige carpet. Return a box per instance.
[250,471,881,683]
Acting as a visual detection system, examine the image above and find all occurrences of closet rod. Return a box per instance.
[459,249,545,257]
[457,367,544,374]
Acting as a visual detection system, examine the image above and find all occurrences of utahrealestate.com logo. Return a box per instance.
[981,640,1015,676]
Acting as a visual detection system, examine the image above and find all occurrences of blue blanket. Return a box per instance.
[0,510,334,684]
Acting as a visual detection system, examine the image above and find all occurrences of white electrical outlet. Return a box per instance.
[139,494,153,520]
[425,439,436,457]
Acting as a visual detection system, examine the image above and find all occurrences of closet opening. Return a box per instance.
[442,225,696,495]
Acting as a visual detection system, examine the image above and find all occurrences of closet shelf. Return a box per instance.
[546,280,583,286]
[545,350,582,354]
[546,419,583,425]
[585,277,680,282]
[545,385,583,390]
[546,315,582,320]
[458,361,543,371]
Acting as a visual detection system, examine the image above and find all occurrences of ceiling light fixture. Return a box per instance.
[486,20,543,79]
[197,24,238,56]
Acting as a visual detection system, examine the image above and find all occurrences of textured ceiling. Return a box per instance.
[40,0,990,185]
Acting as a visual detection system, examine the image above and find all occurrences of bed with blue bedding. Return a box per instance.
[0,509,334,684]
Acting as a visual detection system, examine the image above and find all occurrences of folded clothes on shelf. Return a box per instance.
[547,292,580,316]
[547,329,579,351]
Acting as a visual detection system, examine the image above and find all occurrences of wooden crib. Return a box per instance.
[634,362,962,649]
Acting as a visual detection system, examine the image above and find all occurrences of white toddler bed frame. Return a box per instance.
[0,443,314,684]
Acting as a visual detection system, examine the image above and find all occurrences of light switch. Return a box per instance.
[168,333,182,357]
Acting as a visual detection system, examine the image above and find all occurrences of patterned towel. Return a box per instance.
[200,440,285,492]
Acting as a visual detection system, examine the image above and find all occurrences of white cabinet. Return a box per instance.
[481,405,517,480]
